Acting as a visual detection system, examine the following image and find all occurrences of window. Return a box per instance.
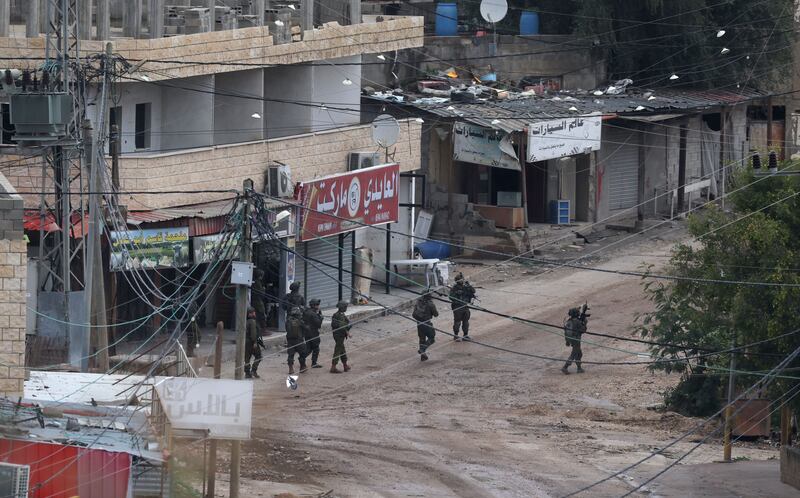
[134,103,151,149]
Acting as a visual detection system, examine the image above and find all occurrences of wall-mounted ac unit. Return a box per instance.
[347,151,381,171]
[265,162,293,198]
[0,463,30,498]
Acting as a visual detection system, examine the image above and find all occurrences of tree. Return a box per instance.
[637,164,800,416]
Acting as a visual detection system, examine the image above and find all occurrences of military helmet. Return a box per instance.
[568,307,580,318]
[455,272,464,282]
[248,306,256,313]
[289,281,301,292]
[289,306,302,317]
[336,300,348,311]
[309,298,321,307]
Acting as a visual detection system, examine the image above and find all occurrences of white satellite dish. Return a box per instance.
[372,114,400,148]
[480,0,508,23]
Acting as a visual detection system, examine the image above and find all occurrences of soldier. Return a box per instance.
[330,300,351,373]
[412,293,438,361]
[449,272,476,341]
[562,307,587,374]
[244,307,263,378]
[283,281,306,312]
[302,298,324,369]
[286,306,307,374]
[251,269,270,336]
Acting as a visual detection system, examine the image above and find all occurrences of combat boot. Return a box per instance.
[251,368,260,379]
[343,361,351,372]
[330,362,342,374]
[420,353,429,361]
[462,335,471,342]
[288,364,295,374]
[576,366,585,374]
[299,362,308,373]
[244,366,252,379]
[561,365,570,375]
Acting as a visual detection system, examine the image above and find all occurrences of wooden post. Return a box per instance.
[205,321,224,498]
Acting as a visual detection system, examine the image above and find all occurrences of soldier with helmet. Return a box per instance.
[562,306,588,374]
[284,281,306,312]
[286,306,307,374]
[330,300,352,373]
[449,272,476,341]
[244,307,263,378]
[302,298,324,368]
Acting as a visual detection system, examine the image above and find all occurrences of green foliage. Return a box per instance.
[637,161,800,416]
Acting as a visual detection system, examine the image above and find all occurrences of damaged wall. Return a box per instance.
[0,173,26,398]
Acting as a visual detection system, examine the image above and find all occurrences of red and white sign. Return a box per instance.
[297,163,400,241]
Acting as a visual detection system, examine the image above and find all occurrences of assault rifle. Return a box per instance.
[579,302,591,323]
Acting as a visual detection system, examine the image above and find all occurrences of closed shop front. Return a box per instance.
[295,235,353,309]
[602,127,640,212]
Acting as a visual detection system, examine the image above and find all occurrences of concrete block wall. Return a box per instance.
[0,16,424,81]
[117,120,422,210]
[0,173,26,398]
[781,447,800,491]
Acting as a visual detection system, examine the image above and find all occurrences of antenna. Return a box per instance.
[480,0,508,23]
[479,0,507,57]
[371,114,400,161]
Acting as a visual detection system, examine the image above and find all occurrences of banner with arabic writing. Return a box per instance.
[297,163,400,242]
[527,115,602,162]
[453,122,520,170]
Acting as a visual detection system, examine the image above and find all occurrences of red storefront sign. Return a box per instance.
[297,163,400,241]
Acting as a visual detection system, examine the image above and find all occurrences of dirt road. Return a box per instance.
[201,231,780,497]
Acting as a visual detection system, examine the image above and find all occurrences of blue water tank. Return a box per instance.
[415,240,451,259]
[520,11,540,35]
[435,3,458,36]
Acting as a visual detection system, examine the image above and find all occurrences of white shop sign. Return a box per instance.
[453,122,520,170]
[527,115,602,162]
[155,377,253,440]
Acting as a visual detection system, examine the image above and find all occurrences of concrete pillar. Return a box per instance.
[348,0,360,25]
[148,0,163,38]
[96,0,109,39]
[301,0,313,31]
[206,0,214,31]
[26,0,40,37]
[253,0,265,25]
[39,0,49,34]
[0,0,10,37]
[79,0,92,39]
[124,0,141,38]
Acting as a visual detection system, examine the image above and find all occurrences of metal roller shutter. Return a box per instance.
[299,236,353,309]
[603,128,640,211]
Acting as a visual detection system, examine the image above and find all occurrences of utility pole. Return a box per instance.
[230,178,253,498]
[108,122,120,354]
[723,331,737,462]
[205,321,224,498]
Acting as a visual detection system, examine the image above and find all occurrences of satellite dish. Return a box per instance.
[286,375,299,390]
[480,0,508,23]
[372,114,400,148]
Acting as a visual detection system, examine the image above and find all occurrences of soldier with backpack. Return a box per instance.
[286,306,307,374]
[562,305,589,374]
[449,272,476,341]
[412,293,438,361]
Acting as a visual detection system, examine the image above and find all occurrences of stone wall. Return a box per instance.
[0,173,26,398]
[0,16,423,81]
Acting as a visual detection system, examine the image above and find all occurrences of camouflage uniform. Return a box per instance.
[286,308,307,374]
[244,309,262,378]
[449,276,476,340]
[330,301,351,373]
[562,309,587,374]
[302,299,324,367]
[412,295,438,361]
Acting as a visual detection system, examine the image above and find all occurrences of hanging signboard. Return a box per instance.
[193,233,240,264]
[527,115,602,162]
[154,377,253,440]
[453,122,520,170]
[109,227,190,272]
[297,163,400,242]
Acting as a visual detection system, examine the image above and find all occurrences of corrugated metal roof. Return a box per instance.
[367,88,767,133]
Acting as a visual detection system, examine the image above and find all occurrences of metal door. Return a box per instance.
[602,128,640,211]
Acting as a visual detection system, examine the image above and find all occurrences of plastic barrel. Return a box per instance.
[519,11,539,35]
[415,240,451,259]
[435,3,458,36]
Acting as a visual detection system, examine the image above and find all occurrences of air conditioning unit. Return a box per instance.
[265,162,293,198]
[348,151,381,171]
[0,463,30,498]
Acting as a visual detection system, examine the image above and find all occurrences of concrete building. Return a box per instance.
[365,88,774,256]
[0,2,424,346]
[0,173,25,398]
